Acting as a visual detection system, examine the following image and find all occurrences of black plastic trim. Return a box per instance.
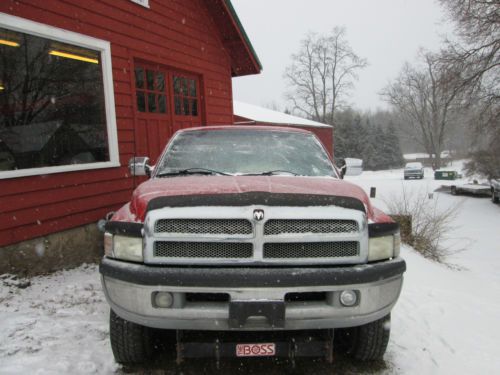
[368,222,399,238]
[99,257,406,288]
[147,192,365,213]
[104,221,143,237]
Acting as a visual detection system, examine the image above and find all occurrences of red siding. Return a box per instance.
[0,0,236,246]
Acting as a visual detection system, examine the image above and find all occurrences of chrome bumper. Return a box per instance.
[100,257,405,331]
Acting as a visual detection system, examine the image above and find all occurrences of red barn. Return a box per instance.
[233,100,334,158]
[0,0,261,274]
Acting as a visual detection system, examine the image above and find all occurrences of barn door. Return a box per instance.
[133,63,173,164]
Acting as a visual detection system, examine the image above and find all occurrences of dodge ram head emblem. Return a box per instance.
[253,209,264,221]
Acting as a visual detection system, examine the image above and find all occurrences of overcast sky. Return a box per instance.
[231,0,453,113]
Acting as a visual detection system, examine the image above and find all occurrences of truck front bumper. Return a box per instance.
[100,257,406,331]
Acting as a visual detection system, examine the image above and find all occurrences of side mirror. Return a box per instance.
[128,157,151,177]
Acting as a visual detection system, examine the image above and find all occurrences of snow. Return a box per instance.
[347,166,500,374]
[0,265,117,374]
[1,164,499,374]
[233,100,331,128]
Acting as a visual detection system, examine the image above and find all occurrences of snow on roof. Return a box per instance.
[233,101,331,128]
[404,151,451,160]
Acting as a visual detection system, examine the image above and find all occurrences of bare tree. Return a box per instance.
[438,0,500,177]
[381,51,465,168]
[284,27,367,124]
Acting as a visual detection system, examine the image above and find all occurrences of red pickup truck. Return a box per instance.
[99,126,405,365]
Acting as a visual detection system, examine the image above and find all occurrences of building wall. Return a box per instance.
[0,0,235,247]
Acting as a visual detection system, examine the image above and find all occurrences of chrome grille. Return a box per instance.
[154,241,253,258]
[264,219,358,235]
[154,219,252,235]
[263,242,359,259]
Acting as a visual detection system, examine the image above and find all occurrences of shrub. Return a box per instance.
[384,186,462,263]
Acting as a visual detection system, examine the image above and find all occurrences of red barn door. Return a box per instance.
[133,64,202,167]
[134,63,173,164]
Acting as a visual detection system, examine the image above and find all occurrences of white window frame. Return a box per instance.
[0,12,120,179]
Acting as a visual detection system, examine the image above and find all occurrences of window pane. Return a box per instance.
[146,70,154,90]
[0,27,109,171]
[156,72,165,91]
[183,98,190,115]
[173,76,181,94]
[174,96,181,115]
[136,91,145,112]
[135,67,144,89]
[148,93,156,112]
[191,99,198,116]
[181,77,188,95]
[189,79,197,97]
[158,94,166,113]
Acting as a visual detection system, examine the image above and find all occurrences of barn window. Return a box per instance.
[134,66,167,114]
[173,75,199,117]
[0,14,119,179]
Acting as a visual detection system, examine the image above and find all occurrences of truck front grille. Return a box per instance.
[263,241,359,259]
[154,241,253,258]
[145,206,366,265]
[264,219,358,235]
[155,219,252,235]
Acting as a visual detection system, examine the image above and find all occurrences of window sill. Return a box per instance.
[0,161,121,180]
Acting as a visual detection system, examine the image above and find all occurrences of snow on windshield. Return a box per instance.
[156,129,335,177]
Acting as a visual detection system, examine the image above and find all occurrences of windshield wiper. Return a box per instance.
[156,168,231,177]
[240,170,300,176]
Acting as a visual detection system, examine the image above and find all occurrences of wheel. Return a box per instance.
[451,186,457,195]
[109,309,154,364]
[493,189,500,203]
[335,314,391,361]
[404,176,408,180]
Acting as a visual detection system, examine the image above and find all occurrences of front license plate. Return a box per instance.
[236,343,276,357]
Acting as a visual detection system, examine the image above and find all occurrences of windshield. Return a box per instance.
[405,163,422,169]
[155,129,336,177]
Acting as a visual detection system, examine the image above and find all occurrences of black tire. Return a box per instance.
[404,176,408,180]
[493,189,500,203]
[109,309,154,364]
[335,314,391,361]
[451,186,457,195]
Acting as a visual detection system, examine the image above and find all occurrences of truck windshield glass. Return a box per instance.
[156,130,336,177]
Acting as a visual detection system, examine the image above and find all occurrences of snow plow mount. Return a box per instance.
[175,329,334,369]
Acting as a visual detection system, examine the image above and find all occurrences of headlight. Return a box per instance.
[104,233,143,262]
[368,234,400,262]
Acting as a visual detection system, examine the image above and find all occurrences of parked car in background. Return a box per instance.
[491,179,500,203]
[404,162,424,180]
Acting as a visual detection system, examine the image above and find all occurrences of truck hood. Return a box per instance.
[122,176,375,222]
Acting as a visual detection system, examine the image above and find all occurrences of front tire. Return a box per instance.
[109,309,154,364]
[493,189,499,203]
[335,314,391,361]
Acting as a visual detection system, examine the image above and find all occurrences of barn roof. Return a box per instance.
[233,101,331,128]
[206,0,262,77]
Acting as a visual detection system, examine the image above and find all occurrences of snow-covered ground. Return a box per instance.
[348,166,500,374]
[1,166,499,374]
